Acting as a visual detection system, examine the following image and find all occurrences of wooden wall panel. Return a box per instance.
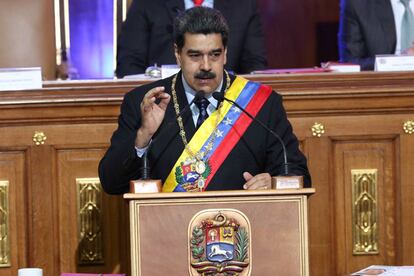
[0,0,56,80]
[257,0,315,68]
[399,134,414,264]
[28,145,58,276]
[0,124,117,148]
[305,137,335,275]
[0,151,27,276]
[257,0,340,69]
[57,148,129,274]
[333,140,396,274]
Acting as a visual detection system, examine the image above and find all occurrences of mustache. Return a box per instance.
[194,71,216,79]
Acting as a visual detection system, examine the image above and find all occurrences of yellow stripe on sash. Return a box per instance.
[162,76,249,192]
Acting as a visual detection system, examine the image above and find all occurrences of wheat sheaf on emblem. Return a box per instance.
[190,213,249,276]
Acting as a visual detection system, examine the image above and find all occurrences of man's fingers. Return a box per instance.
[243,172,253,181]
[144,86,165,100]
[158,94,171,110]
[243,173,271,190]
[141,86,167,110]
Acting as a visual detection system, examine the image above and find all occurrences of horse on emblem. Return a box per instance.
[208,244,233,259]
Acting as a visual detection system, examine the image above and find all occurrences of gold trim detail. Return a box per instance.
[352,169,378,255]
[63,0,70,50]
[403,120,414,134]
[32,131,47,146]
[0,181,10,267]
[77,178,104,264]
[122,0,127,21]
[54,0,62,65]
[311,122,325,137]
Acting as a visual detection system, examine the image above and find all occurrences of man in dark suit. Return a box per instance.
[99,7,310,194]
[338,0,414,70]
[115,0,267,78]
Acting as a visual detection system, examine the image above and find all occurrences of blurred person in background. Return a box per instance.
[116,0,267,78]
[338,0,414,70]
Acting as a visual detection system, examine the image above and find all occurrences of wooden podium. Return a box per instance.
[124,188,314,276]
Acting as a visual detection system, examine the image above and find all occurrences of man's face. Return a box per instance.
[175,33,227,94]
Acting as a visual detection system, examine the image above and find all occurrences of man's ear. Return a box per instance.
[174,44,182,66]
[224,47,227,65]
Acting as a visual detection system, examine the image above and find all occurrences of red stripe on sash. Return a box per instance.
[203,85,273,190]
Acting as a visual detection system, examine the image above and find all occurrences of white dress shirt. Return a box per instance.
[391,0,414,54]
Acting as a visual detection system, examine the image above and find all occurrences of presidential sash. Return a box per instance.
[162,76,273,192]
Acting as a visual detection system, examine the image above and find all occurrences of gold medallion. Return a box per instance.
[195,160,206,174]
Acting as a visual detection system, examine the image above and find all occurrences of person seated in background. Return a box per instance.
[99,7,310,194]
[338,0,414,70]
[115,0,267,78]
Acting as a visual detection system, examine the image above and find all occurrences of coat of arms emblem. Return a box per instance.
[188,209,251,276]
[175,158,211,192]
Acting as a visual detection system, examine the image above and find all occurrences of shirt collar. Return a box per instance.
[181,74,223,109]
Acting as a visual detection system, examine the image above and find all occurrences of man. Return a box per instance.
[115,0,267,78]
[338,0,414,70]
[99,7,310,194]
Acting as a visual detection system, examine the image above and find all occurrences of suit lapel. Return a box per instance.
[375,0,396,52]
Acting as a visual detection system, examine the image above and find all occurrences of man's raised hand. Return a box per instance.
[135,87,171,148]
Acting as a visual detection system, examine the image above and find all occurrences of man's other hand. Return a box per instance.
[243,172,271,190]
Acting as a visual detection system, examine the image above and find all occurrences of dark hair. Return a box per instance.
[174,7,229,50]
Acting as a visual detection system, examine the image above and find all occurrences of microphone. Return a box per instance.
[212,92,303,189]
[140,91,204,180]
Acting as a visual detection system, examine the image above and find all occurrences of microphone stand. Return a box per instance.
[130,150,163,193]
[212,92,303,189]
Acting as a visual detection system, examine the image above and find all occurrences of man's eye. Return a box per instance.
[189,53,201,58]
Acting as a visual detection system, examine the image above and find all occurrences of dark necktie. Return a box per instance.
[194,97,209,129]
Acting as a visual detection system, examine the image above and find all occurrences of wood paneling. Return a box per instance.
[334,140,396,274]
[0,120,127,274]
[0,0,56,80]
[57,149,128,274]
[257,0,316,68]
[306,137,334,275]
[1,72,414,275]
[399,134,414,264]
[257,0,340,68]
[0,152,27,276]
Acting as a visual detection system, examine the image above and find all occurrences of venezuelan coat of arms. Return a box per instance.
[188,209,251,276]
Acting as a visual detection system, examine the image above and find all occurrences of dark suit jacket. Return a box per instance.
[99,73,311,194]
[338,0,396,70]
[116,0,267,77]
